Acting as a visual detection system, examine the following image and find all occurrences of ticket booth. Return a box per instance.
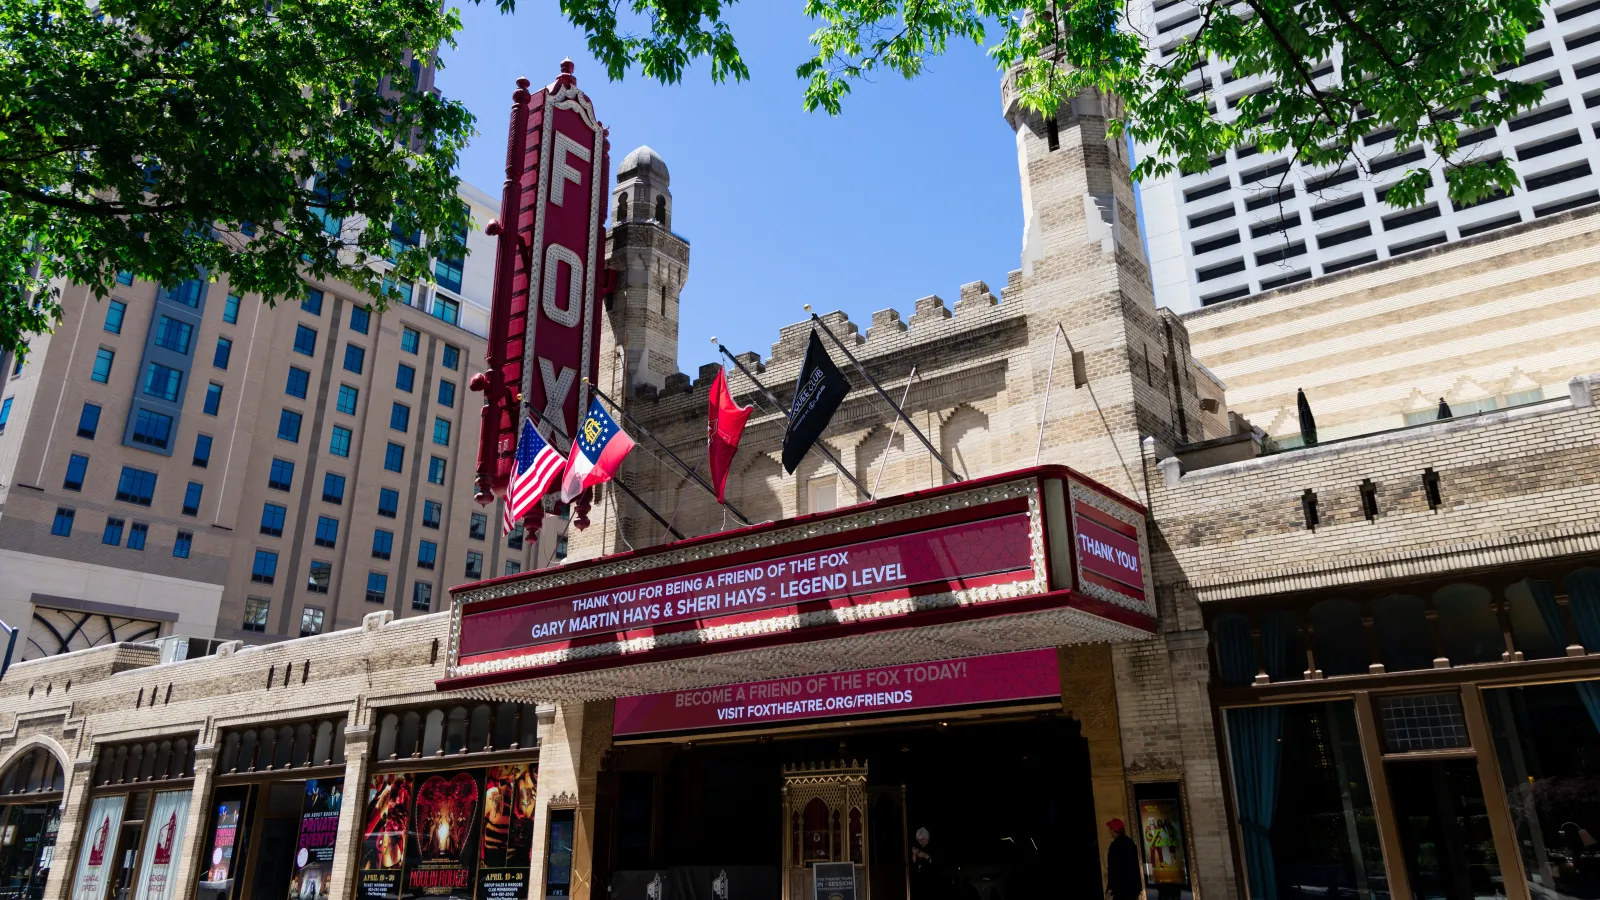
[781,762,868,900]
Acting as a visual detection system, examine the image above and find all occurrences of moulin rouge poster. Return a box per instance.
[360,765,536,900]
[409,769,480,898]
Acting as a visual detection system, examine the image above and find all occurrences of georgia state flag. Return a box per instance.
[560,397,635,502]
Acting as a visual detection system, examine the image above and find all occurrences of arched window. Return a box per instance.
[655,195,667,226]
[376,714,399,761]
[172,738,192,779]
[398,711,422,758]
[444,706,470,754]
[219,732,241,774]
[273,725,295,768]
[1213,613,1256,686]
[0,747,63,796]
[1565,567,1600,650]
[1372,594,1433,672]
[1309,599,1369,676]
[313,721,335,766]
[468,705,492,752]
[236,731,256,773]
[1504,579,1564,660]
[617,192,628,222]
[421,709,446,757]
[849,807,863,863]
[1434,583,1502,664]
[659,285,666,316]
[292,724,314,767]
[494,702,520,750]
[256,730,276,772]
[803,798,830,861]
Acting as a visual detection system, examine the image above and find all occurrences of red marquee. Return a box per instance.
[471,61,611,528]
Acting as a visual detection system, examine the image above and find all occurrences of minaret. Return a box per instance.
[573,146,691,562]
[1002,59,1195,488]
[602,146,688,394]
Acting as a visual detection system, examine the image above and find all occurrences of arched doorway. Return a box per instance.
[0,743,66,900]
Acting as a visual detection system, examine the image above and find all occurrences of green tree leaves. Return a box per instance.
[0,0,473,357]
[554,0,1549,223]
[0,0,1554,354]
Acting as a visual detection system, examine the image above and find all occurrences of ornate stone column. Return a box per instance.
[168,742,217,900]
[42,756,96,900]
[531,700,613,900]
[571,699,614,900]
[326,721,372,900]
[525,704,561,899]
[1059,643,1129,891]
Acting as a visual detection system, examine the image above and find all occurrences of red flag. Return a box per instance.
[708,366,752,503]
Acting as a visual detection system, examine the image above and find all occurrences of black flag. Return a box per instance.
[782,331,851,473]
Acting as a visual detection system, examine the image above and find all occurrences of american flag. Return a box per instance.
[503,417,565,535]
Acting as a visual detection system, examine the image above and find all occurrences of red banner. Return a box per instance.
[1074,511,1142,592]
[457,513,1034,660]
[612,648,1061,736]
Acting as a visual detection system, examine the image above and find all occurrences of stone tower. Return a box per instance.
[602,146,688,394]
[1002,68,1202,497]
[1003,62,1234,899]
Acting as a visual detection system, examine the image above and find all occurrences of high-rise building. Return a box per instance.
[0,181,562,658]
[1129,0,1600,311]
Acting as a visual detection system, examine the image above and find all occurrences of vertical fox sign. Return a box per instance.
[471,61,611,530]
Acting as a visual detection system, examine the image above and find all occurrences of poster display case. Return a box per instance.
[357,700,544,900]
[358,763,538,900]
[199,715,348,900]
[69,737,195,900]
[1130,781,1192,900]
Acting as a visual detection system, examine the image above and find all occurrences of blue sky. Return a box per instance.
[436,3,1025,374]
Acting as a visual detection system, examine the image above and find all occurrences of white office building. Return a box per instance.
[1130,0,1600,311]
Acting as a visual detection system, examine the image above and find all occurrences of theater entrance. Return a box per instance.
[597,714,1101,900]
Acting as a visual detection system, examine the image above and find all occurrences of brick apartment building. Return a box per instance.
[0,180,563,660]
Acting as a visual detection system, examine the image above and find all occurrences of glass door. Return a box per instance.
[1371,692,1509,900]
[1383,758,1503,900]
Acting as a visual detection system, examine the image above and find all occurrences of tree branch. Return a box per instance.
[1238,0,1345,132]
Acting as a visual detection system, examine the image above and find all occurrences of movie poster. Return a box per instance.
[478,765,537,900]
[360,766,538,900]
[290,779,344,900]
[69,795,125,900]
[408,769,482,900]
[1137,799,1187,886]
[132,790,191,900]
[361,774,413,900]
[205,799,243,884]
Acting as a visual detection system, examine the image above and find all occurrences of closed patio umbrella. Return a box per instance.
[1437,397,1453,419]
[1297,388,1318,447]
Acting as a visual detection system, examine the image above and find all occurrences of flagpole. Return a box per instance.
[1036,323,1065,466]
[872,366,918,497]
[716,343,873,503]
[807,310,963,483]
[583,380,754,527]
[526,407,686,541]
[659,451,707,543]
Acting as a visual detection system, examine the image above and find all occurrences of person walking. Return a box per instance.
[1106,818,1144,900]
